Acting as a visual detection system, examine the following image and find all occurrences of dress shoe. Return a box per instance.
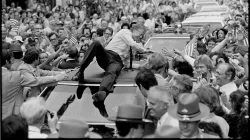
[93,101,108,118]
[92,91,107,101]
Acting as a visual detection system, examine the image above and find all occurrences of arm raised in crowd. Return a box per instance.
[38,45,63,69]
[211,33,229,53]
[233,53,248,87]
[19,68,67,87]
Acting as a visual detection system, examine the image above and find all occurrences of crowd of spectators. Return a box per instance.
[2,0,249,139]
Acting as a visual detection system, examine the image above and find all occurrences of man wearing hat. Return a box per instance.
[48,120,102,138]
[9,43,24,71]
[167,93,220,138]
[108,104,152,138]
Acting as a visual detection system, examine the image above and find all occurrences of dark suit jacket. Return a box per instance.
[58,59,79,69]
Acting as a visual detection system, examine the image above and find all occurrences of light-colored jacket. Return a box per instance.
[18,63,62,97]
[2,67,53,120]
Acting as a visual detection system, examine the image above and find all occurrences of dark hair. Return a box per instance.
[96,28,104,36]
[215,53,229,66]
[19,10,26,15]
[198,121,223,138]
[121,23,130,29]
[91,31,97,39]
[104,27,113,36]
[2,115,28,139]
[82,27,91,35]
[216,28,228,39]
[23,48,40,64]
[172,60,194,77]
[48,32,58,39]
[66,47,79,59]
[69,13,75,19]
[230,90,246,115]
[1,50,13,67]
[45,12,52,18]
[135,68,158,90]
[130,22,137,28]
[116,122,142,137]
[238,108,249,138]
[225,63,236,81]
[13,52,23,59]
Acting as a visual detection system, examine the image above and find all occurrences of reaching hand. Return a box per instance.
[47,111,58,133]
[60,54,69,59]
[173,49,183,56]
[243,53,248,65]
[233,53,244,64]
[162,47,176,58]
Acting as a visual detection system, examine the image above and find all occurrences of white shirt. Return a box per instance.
[219,82,238,101]
[219,82,238,114]
[144,18,156,32]
[105,29,145,62]
[28,126,48,138]
[157,112,179,128]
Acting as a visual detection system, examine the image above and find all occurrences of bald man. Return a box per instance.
[147,85,179,129]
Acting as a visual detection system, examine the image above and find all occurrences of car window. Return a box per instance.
[144,37,190,52]
[183,22,223,34]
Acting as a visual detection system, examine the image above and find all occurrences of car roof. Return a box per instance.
[190,12,231,18]
[182,16,225,23]
[151,33,190,38]
[193,0,216,3]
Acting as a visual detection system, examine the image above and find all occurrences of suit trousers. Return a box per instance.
[77,41,124,94]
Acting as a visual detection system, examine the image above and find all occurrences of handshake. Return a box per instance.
[54,72,69,81]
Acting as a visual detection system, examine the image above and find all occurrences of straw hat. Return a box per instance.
[48,120,102,138]
[108,104,152,123]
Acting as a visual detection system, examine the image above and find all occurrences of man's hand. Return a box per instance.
[47,111,58,134]
[60,54,69,60]
[54,72,68,81]
[162,47,176,58]
[173,49,183,56]
[233,53,244,63]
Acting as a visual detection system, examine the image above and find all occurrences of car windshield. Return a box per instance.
[200,7,228,12]
[183,22,223,34]
[144,37,190,52]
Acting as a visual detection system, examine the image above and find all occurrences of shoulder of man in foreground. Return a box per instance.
[202,132,221,138]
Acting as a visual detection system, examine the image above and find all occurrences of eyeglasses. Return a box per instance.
[105,32,112,36]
